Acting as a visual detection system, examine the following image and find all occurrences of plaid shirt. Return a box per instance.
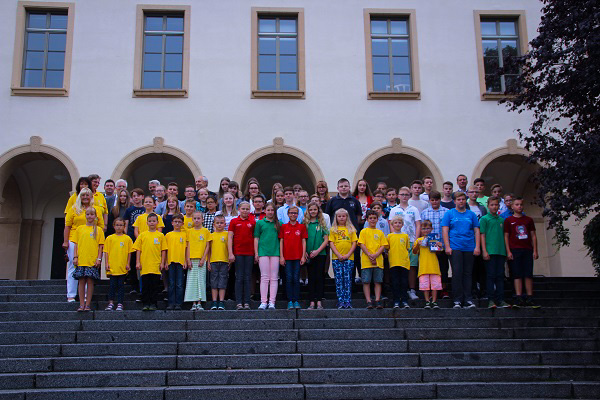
[203,212,216,233]
[420,206,449,237]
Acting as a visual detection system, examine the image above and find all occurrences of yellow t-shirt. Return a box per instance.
[183,215,194,232]
[187,227,211,259]
[165,231,187,265]
[132,231,166,275]
[65,205,105,242]
[73,225,105,267]
[133,213,165,234]
[329,226,358,261]
[209,231,229,263]
[387,232,411,270]
[414,237,441,276]
[64,192,108,215]
[358,227,388,268]
[103,234,134,276]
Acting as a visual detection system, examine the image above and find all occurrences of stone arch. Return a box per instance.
[471,139,531,181]
[354,138,444,191]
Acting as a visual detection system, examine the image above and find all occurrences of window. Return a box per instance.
[133,5,190,98]
[364,9,420,100]
[11,2,75,96]
[251,8,305,99]
[474,11,528,100]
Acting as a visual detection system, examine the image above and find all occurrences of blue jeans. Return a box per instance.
[486,255,506,303]
[285,260,301,302]
[168,263,185,306]
[108,274,126,304]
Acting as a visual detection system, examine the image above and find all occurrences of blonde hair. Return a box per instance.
[75,188,94,214]
[85,206,98,239]
[331,208,356,235]
[222,192,238,216]
[192,210,204,227]
[304,201,328,232]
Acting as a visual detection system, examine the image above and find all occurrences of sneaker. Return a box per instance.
[408,289,419,300]
[355,277,362,284]
[244,304,251,310]
[499,301,511,308]
[218,301,225,310]
[258,303,268,310]
[67,298,76,303]
[190,304,196,311]
[196,304,204,311]
[431,302,439,309]
[236,304,244,310]
[287,301,294,310]
[488,300,497,309]
[441,291,450,299]
[393,302,400,309]
[307,304,315,310]
[105,303,114,311]
[174,305,182,311]
[142,305,150,311]
[402,302,410,309]
[210,303,218,310]
[514,297,527,309]
[116,304,124,311]
[317,303,324,310]
[465,301,476,309]
[337,302,344,310]
[346,302,353,309]
[268,303,276,310]
[294,301,301,309]
[453,301,462,309]
[424,301,431,309]
[525,298,541,309]
[166,305,174,311]
[366,302,373,309]
[303,279,309,286]
[129,290,137,295]
[148,305,157,311]
[376,301,383,309]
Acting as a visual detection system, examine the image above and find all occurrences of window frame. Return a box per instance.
[11,1,75,97]
[251,7,305,99]
[133,4,190,98]
[474,10,528,101]
[364,9,421,100]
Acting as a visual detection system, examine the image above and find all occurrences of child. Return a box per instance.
[490,184,507,214]
[420,176,434,202]
[228,201,256,310]
[421,190,451,299]
[474,178,489,209]
[183,185,201,210]
[123,188,145,293]
[387,216,411,308]
[254,203,280,310]
[72,207,105,312]
[164,214,187,310]
[296,190,310,214]
[277,187,305,224]
[329,208,358,309]
[197,188,209,213]
[273,189,285,211]
[304,202,329,310]
[364,201,389,235]
[279,206,307,309]
[133,213,167,311]
[441,181,455,209]
[208,215,229,310]
[183,200,196,232]
[203,195,218,232]
[413,220,443,309]
[408,180,429,213]
[358,210,388,309]
[252,195,266,220]
[185,211,211,311]
[504,197,539,308]
[383,188,398,218]
[480,197,510,308]
[133,196,165,238]
[103,218,133,311]
[161,196,180,235]
[372,190,385,206]
[216,192,238,230]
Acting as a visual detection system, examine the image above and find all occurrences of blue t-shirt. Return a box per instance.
[441,208,480,252]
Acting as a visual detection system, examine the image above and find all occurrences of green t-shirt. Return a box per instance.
[477,196,490,211]
[306,221,329,256]
[479,213,506,256]
[254,218,280,257]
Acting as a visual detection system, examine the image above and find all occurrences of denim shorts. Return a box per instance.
[361,267,383,283]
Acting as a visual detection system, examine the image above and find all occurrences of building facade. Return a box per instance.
[0,0,594,279]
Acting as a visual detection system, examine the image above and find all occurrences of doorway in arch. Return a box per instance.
[363,154,434,191]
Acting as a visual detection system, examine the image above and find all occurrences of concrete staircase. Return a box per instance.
[0,277,599,399]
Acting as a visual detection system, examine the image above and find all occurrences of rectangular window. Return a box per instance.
[251,8,305,99]
[11,2,75,96]
[364,9,420,100]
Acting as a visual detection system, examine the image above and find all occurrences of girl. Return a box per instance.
[315,180,330,212]
[304,202,329,310]
[197,188,209,213]
[244,180,265,210]
[273,189,285,211]
[216,192,238,230]
[329,208,358,309]
[279,206,307,309]
[353,179,374,224]
[228,201,256,310]
[204,195,218,233]
[185,211,211,310]
[72,207,105,312]
[161,195,181,235]
[269,183,283,203]
[219,181,243,210]
[254,203,280,310]
[218,177,231,200]
[103,218,133,311]
[107,189,130,236]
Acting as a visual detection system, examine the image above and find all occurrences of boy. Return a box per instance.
[387,216,411,308]
[372,190,385,206]
[297,190,310,214]
[325,178,362,230]
[365,201,390,236]
[358,210,388,309]
[123,188,145,292]
[441,181,455,209]
[500,193,520,219]
[183,185,201,210]
[467,186,487,220]
[504,197,539,308]
[467,185,487,299]
[420,176,434,202]
[133,213,167,311]
[474,178,489,209]
[376,182,388,193]
[408,180,429,213]
[278,186,305,223]
[204,195,218,232]
[209,215,229,310]
[383,188,398,218]
[155,182,184,215]
[183,200,196,231]
[252,195,266,220]
[164,214,187,310]
[421,190,450,299]
[480,197,510,308]
[413,220,442,309]
[490,184,507,214]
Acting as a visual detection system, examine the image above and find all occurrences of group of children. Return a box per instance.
[65,174,539,311]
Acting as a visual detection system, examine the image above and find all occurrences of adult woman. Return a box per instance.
[63,177,92,214]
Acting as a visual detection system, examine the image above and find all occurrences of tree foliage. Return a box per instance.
[502,0,600,274]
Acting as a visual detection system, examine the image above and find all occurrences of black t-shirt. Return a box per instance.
[325,195,362,229]
[123,206,145,240]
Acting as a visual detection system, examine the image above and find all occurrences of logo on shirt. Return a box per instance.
[247,223,252,228]
[220,237,226,243]
[179,237,184,243]
[199,235,205,241]
[374,234,380,240]
[119,242,124,247]
[295,230,301,236]
[153,238,159,244]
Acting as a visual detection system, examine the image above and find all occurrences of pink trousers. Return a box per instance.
[259,256,279,304]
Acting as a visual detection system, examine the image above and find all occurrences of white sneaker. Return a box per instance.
[268,303,276,310]
[258,303,268,310]
[453,301,462,309]
[354,277,362,284]
[465,301,476,309]
[408,290,419,300]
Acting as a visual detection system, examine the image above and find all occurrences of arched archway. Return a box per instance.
[355,138,444,190]
[0,137,77,280]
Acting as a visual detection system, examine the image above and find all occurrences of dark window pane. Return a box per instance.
[483,56,499,75]
[372,39,388,56]
[392,57,410,74]
[279,19,296,33]
[258,72,276,90]
[165,54,182,71]
[279,38,297,55]
[258,38,276,55]
[143,71,161,88]
[370,20,387,34]
[45,70,63,88]
[145,16,163,31]
[50,14,68,29]
[166,36,183,53]
[258,55,276,73]
[391,39,409,56]
[258,18,276,33]
[280,73,297,90]
[144,53,162,71]
[393,74,411,91]
[28,13,47,29]
[23,69,43,87]
[145,35,163,53]
[372,56,389,74]
[390,20,408,35]
[502,40,518,58]
[480,21,497,36]
[482,40,499,57]
[500,21,517,35]
[49,33,66,51]
[164,72,182,89]
[504,74,518,90]
[485,74,501,92]
[47,51,65,70]
[167,17,183,31]
[27,33,46,51]
[280,55,297,73]
[373,74,390,91]
[25,51,44,69]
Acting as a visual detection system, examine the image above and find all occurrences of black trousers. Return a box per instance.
[307,255,326,301]
[141,274,161,306]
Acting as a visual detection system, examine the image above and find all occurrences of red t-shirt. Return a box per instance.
[504,215,536,250]
[228,215,256,255]
[252,211,266,220]
[278,222,308,260]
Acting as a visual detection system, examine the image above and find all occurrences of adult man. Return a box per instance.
[195,175,216,198]
[115,179,128,192]
[456,174,468,194]
[104,179,116,213]
[148,180,160,198]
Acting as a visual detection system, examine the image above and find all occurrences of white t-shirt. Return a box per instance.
[387,204,421,242]
[408,198,429,213]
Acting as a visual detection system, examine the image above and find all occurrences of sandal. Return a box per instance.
[236,304,244,310]
[243,304,251,310]
[76,305,85,312]
[105,303,114,311]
